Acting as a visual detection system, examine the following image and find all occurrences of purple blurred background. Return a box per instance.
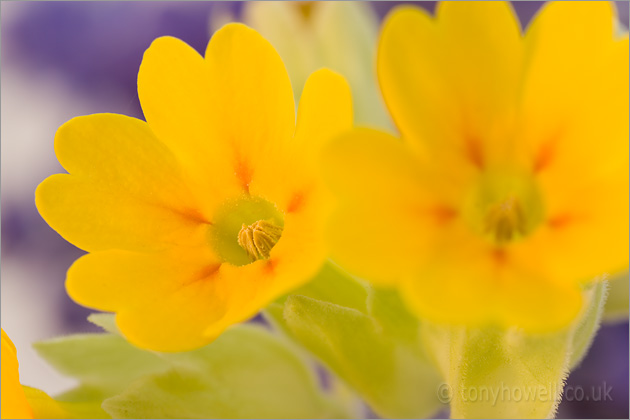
[1,2,627,418]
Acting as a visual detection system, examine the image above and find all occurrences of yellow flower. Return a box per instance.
[1,329,33,419]
[243,1,392,129]
[36,23,352,352]
[323,1,628,332]
[1,329,99,419]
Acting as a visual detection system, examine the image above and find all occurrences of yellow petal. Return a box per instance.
[378,2,522,169]
[497,273,583,334]
[138,36,242,207]
[1,329,33,419]
[516,4,628,284]
[67,248,246,352]
[140,25,296,201]
[517,2,624,180]
[525,1,614,62]
[327,204,427,285]
[116,276,227,352]
[37,175,209,253]
[66,248,220,313]
[323,129,458,284]
[400,226,583,332]
[324,128,422,204]
[209,194,331,337]
[22,387,72,419]
[294,68,353,161]
[251,68,352,211]
[400,230,500,328]
[115,246,325,352]
[36,114,208,252]
[263,197,329,295]
[204,23,296,190]
[516,174,629,286]
[78,220,326,352]
[52,114,187,199]
[436,1,523,165]
[378,6,454,153]
[203,216,329,338]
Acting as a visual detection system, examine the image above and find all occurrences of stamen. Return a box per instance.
[237,220,283,261]
[296,1,315,21]
[484,197,526,244]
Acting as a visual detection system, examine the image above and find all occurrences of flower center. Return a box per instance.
[295,1,316,22]
[483,196,526,244]
[238,220,283,261]
[464,170,544,246]
[207,196,284,266]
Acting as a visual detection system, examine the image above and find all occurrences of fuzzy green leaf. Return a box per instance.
[424,280,610,419]
[569,280,609,368]
[602,272,628,322]
[23,386,109,419]
[430,325,571,419]
[102,325,349,419]
[270,265,442,419]
[34,332,170,403]
[87,312,120,335]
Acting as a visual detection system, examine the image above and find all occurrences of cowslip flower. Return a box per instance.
[323,1,628,332]
[36,23,352,352]
[1,329,33,419]
[2,329,103,419]
[243,1,391,128]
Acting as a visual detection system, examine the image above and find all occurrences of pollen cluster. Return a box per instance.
[238,220,283,261]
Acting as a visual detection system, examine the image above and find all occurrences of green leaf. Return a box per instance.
[279,262,370,312]
[424,281,610,419]
[23,386,109,419]
[87,312,120,335]
[366,286,422,343]
[34,333,169,403]
[429,325,572,419]
[569,280,608,368]
[282,294,392,392]
[602,272,628,322]
[102,325,350,419]
[269,265,442,418]
[39,314,349,419]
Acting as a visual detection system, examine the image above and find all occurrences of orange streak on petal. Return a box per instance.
[287,192,305,214]
[533,138,557,174]
[171,207,212,225]
[234,154,253,194]
[491,248,508,265]
[430,205,458,225]
[183,264,221,287]
[465,136,484,169]
[149,200,211,225]
[548,213,574,230]
[264,258,278,274]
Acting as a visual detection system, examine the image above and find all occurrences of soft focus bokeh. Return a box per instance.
[1,2,628,418]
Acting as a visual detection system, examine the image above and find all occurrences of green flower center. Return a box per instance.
[208,196,284,266]
[464,170,544,245]
[483,196,526,243]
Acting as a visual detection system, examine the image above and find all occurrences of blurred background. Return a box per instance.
[1,2,628,418]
